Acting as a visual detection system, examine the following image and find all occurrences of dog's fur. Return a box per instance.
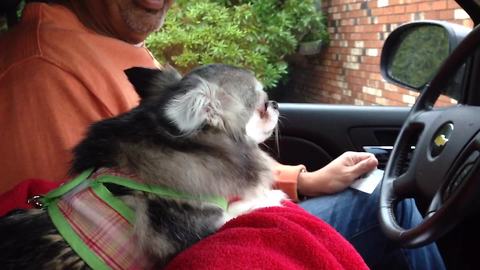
[0,64,283,269]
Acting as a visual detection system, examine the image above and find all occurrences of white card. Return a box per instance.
[350,169,384,194]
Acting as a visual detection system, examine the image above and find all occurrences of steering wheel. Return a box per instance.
[379,23,480,248]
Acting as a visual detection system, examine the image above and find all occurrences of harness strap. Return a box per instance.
[42,169,229,211]
[41,168,95,206]
[95,174,229,211]
[41,169,228,270]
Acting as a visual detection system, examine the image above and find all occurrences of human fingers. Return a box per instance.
[349,155,378,179]
[341,151,377,166]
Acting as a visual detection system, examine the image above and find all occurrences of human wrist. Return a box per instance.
[272,164,305,201]
[297,167,334,196]
[297,169,315,196]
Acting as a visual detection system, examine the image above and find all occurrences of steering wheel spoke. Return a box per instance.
[392,170,417,198]
[409,108,440,125]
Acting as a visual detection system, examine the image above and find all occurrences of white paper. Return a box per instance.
[350,169,384,194]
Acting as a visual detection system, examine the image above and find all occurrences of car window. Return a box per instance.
[1,1,472,108]
[278,0,473,107]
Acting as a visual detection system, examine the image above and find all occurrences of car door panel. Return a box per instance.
[265,103,410,170]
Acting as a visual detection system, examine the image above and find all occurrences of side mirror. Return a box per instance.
[381,21,470,92]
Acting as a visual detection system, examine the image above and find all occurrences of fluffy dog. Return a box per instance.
[0,64,284,269]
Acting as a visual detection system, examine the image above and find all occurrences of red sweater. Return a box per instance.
[0,182,368,269]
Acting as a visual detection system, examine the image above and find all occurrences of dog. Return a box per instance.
[0,64,285,269]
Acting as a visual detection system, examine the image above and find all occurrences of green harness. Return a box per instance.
[40,169,228,270]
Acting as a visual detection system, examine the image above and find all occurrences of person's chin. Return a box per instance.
[124,33,149,44]
[121,18,162,43]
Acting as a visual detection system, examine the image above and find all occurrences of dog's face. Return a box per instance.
[125,64,278,142]
[245,100,279,144]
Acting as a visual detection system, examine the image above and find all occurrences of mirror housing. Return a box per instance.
[381,21,470,92]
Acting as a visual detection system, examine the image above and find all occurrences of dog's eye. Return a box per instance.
[270,101,278,110]
[264,101,278,111]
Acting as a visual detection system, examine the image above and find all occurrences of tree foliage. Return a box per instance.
[146,0,328,89]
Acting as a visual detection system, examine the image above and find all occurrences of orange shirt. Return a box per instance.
[0,3,302,198]
[0,3,158,193]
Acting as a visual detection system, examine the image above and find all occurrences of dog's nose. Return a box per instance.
[269,101,278,110]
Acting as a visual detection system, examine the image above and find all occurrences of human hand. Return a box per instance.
[297,151,378,196]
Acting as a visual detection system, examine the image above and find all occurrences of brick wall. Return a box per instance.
[283,0,473,106]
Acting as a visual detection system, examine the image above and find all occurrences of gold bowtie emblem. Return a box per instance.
[434,134,448,147]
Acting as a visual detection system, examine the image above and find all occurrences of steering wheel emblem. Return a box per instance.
[434,134,448,147]
[431,122,454,157]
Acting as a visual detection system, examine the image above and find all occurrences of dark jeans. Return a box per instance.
[299,187,446,270]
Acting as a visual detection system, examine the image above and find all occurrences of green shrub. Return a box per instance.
[146,0,328,89]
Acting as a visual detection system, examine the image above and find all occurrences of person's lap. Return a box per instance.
[299,186,446,270]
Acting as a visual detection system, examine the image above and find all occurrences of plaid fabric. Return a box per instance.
[57,185,151,270]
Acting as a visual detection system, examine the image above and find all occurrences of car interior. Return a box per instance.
[1,0,480,269]
[267,2,480,268]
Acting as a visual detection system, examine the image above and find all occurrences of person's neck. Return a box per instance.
[60,0,143,44]
[63,1,115,39]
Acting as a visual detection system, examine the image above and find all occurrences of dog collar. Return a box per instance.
[41,168,228,270]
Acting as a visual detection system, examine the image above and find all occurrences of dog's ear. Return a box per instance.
[165,77,226,135]
[124,65,182,99]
